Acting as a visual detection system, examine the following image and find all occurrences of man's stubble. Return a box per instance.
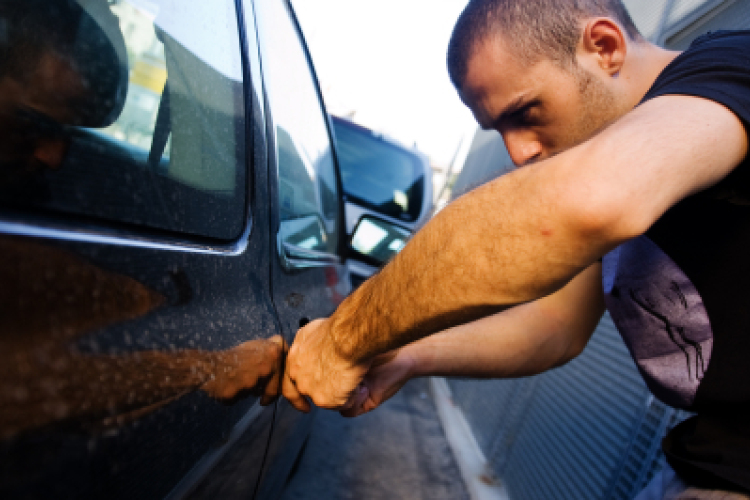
[561,64,624,154]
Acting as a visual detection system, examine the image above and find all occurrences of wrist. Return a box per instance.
[329,271,396,365]
[405,339,450,378]
[399,344,424,379]
[328,305,370,365]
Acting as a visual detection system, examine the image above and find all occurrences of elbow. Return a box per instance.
[545,331,589,370]
[533,308,590,371]
[556,335,588,367]
[552,143,656,251]
[557,179,650,256]
[536,293,602,370]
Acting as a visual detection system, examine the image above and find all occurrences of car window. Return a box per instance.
[332,119,425,222]
[254,0,340,255]
[0,0,247,240]
[351,215,410,264]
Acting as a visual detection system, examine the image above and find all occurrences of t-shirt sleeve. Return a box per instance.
[641,30,750,129]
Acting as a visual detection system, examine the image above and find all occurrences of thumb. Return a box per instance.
[340,384,370,418]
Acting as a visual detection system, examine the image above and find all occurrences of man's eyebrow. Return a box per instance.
[484,95,528,131]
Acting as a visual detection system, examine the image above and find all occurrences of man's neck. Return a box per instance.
[625,42,682,106]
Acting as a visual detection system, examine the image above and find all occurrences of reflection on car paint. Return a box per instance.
[0,238,284,440]
[0,0,247,240]
[0,0,351,497]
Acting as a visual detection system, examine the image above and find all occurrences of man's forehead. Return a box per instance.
[460,38,538,129]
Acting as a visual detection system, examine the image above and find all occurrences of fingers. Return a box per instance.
[339,384,370,418]
[258,375,282,406]
[282,369,310,413]
[260,334,289,406]
[282,317,370,411]
[259,390,277,406]
[260,335,287,406]
[259,371,281,406]
[339,384,368,414]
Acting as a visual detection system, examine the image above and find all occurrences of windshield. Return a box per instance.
[333,118,424,222]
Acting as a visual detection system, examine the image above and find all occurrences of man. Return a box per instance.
[283,0,750,497]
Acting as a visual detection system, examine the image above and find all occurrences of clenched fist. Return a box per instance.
[282,319,373,412]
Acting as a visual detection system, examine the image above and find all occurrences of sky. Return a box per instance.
[290,0,479,168]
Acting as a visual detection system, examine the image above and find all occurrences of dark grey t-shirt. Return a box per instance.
[602,30,750,492]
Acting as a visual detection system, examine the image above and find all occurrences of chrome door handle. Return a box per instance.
[277,235,340,271]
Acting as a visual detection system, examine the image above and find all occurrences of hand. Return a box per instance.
[283,319,372,412]
[339,348,416,418]
[202,335,286,406]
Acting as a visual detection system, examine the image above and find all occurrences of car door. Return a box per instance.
[0,0,288,498]
[249,1,352,497]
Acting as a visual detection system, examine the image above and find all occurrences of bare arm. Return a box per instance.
[339,263,604,417]
[285,95,748,410]
[332,96,748,361]
[407,262,604,379]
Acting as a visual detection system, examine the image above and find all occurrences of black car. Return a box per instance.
[330,116,434,287]
[0,0,350,498]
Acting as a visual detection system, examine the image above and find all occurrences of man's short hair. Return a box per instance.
[447,0,643,89]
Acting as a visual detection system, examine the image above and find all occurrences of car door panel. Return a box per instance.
[251,1,351,497]
[0,235,279,499]
[0,0,284,498]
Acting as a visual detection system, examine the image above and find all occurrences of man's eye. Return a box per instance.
[511,106,536,125]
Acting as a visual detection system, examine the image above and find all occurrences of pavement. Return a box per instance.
[279,378,470,500]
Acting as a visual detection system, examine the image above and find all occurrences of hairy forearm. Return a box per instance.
[332,153,614,363]
[330,95,748,365]
[285,96,748,412]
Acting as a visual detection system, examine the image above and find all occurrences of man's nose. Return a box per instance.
[502,130,543,167]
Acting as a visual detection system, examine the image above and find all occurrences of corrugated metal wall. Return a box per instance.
[446,1,747,498]
[665,0,750,49]
[447,315,687,499]
[496,316,647,500]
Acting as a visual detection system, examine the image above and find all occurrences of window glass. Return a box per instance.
[351,216,410,265]
[332,119,425,222]
[254,0,339,255]
[0,0,246,239]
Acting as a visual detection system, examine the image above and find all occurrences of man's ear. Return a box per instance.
[579,18,627,77]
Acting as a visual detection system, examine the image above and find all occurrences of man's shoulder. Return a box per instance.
[676,29,750,66]
[642,29,750,111]
[688,29,750,50]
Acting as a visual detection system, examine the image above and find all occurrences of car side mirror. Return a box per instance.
[349,215,411,267]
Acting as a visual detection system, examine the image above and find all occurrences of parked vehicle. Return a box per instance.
[330,116,433,287]
[0,0,349,498]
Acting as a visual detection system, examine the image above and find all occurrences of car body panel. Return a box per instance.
[0,0,349,498]
[252,1,350,497]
